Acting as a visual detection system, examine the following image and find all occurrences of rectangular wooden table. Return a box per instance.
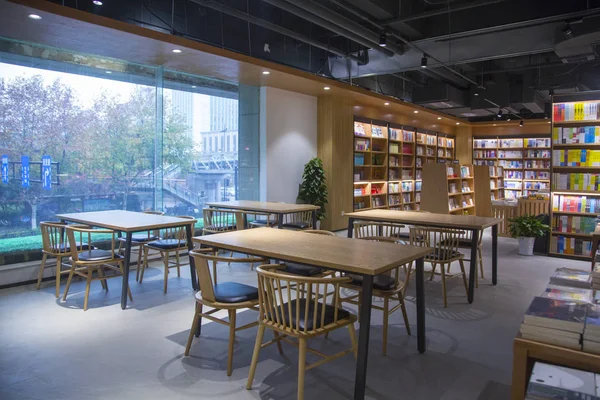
[194,228,433,400]
[55,210,197,309]
[344,209,501,303]
[205,200,320,229]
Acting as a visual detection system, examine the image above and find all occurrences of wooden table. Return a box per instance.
[194,228,433,400]
[55,210,197,309]
[205,200,320,229]
[511,336,600,400]
[344,209,501,303]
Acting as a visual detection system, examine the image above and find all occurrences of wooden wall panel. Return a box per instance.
[454,125,473,164]
[318,96,353,231]
[471,120,551,137]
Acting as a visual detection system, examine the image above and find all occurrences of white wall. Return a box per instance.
[259,87,318,203]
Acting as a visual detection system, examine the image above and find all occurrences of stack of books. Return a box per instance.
[526,362,600,399]
[520,296,586,349]
[541,284,593,303]
[584,304,600,355]
[593,266,600,290]
[549,267,592,289]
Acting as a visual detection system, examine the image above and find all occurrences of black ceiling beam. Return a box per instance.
[381,0,505,25]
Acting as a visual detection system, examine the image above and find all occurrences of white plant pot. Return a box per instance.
[518,237,536,256]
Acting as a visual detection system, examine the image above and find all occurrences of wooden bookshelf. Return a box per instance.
[353,117,455,211]
[421,163,476,215]
[473,165,492,217]
[473,136,551,199]
[549,93,600,259]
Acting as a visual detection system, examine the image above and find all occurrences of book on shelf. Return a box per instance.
[389,128,399,141]
[462,181,472,192]
[354,122,367,136]
[388,182,399,193]
[553,102,600,121]
[401,181,413,192]
[525,362,600,399]
[552,173,600,191]
[415,192,421,202]
[402,193,411,203]
[401,170,413,180]
[354,154,365,166]
[464,195,474,206]
[500,138,523,148]
[449,183,457,193]
[499,150,523,158]
[552,215,597,234]
[519,323,582,350]
[402,143,413,154]
[389,143,400,154]
[551,236,593,256]
[372,197,384,207]
[402,130,414,142]
[584,304,600,355]
[388,194,400,206]
[447,167,455,177]
[474,139,497,149]
[542,284,594,303]
[416,170,422,179]
[524,138,551,148]
[371,126,384,138]
[355,138,370,151]
[550,267,592,289]
[524,296,586,333]
[552,149,600,167]
[553,126,600,144]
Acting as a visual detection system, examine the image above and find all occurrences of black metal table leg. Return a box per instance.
[121,232,133,310]
[311,210,317,229]
[347,217,354,238]
[415,257,426,353]
[492,224,498,285]
[277,213,283,229]
[186,223,198,291]
[468,229,478,303]
[354,274,373,400]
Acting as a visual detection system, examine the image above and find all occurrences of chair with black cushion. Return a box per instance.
[279,229,335,278]
[246,264,357,400]
[353,221,405,241]
[37,221,94,298]
[338,236,411,356]
[281,211,313,230]
[140,216,194,293]
[407,226,469,308]
[202,208,244,234]
[247,211,278,228]
[117,211,163,282]
[62,225,132,311]
[390,210,430,241]
[185,250,266,376]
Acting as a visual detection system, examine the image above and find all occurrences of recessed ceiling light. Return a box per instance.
[191,85,197,88]
[384,102,390,106]
[548,121,551,124]
[172,49,182,53]
[324,86,330,90]
[262,71,270,75]
[474,92,479,96]
[507,118,511,121]
[28,14,42,20]
[105,71,112,74]
[437,117,442,120]
[413,110,419,114]
[456,122,460,125]
[493,124,497,126]
[93,0,103,5]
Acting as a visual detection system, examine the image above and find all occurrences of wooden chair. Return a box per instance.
[407,227,469,308]
[338,236,411,356]
[185,249,266,376]
[62,225,132,311]
[117,211,163,282]
[279,229,336,278]
[353,221,405,241]
[281,211,313,230]
[246,264,357,400]
[140,216,194,293]
[202,208,244,234]
[247,211,278,228]
[36,221,93,298]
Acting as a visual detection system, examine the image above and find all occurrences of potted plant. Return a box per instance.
[508,214,550,256]
[297,157,328,226]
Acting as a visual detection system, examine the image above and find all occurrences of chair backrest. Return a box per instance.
[246,211,276,228]
[202,208,244,232]
[353,221,404,239]
[409,226,465,262]
[302,229,335,236]
[66,225,118,262]
[355,236,407,282]
[282,211,313,227]
[255,264,351,335]
[189,250,265,302]
[40,221,69,255]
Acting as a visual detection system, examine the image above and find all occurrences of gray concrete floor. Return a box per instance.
[0,231,588,400]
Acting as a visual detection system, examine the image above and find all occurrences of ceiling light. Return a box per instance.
[437,117,442,120]
[493,124,497,126]
[563,23,573,39]
[497,109,503,118]
[520,120,524,127]
[262,71,270,75]
[324,86,330,90]
[421,54,428,69]
[93,0,103,5]
[379,32,387,47]
[413,110,419,114]
[384,102,390,105]
[474,92,479,96]
[172,49,182,53]
[548,121,551,124]
[105,71,112,74]
[28,14,42,20]
[191,85,197,88]
[456,122,460,125]
[507,118,511,121]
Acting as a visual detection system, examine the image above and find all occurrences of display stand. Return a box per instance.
[473,165,492,217]
[421,163,476,215]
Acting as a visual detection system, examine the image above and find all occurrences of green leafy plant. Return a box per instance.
[298,157,328,221]
[508,215,549,238]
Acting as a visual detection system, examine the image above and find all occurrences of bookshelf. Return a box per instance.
[550,93,600,260]
[488,165,505,200]
[473,165,493,217]
[353,117,455,211]
[421,163,476,215]
[473,136,551,199]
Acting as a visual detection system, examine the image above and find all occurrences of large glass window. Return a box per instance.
[0,39,247,257]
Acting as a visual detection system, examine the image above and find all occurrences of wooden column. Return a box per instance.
[317,96,353,231]
[454,125,473,164]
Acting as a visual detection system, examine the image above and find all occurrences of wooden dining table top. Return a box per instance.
[205,200,319,213]
[55,210,196,232]
[345,209,501,230]
[193,228,432,276]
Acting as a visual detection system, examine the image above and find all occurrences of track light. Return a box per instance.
[563,23,573,39]
[520,120,524,127]
[421,54,428,69]
[379,32,387,47]
[497,109,503,118]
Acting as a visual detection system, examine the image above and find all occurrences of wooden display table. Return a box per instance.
[511,336,600,400]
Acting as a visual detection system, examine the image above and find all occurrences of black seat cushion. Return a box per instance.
[281,263,324,277]
[249,220,277,227]
[283,299,350,331]
[77,249,121,261]
[204,225,236,232]
[146,239,186,250]
[426,249,462,260]
[392,232,425,242]
[55,242,93,252]
[282,222,310,230]
[348,274,396,291]
[130,234,160,242]
[213,282,259,303]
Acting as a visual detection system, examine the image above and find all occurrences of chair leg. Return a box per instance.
[163,252,169,294]
[55,256,63,298]
[246,324,266,390]
[176,250,181,277]
[297,338,308,400]
[441,263,448,308]
[140,246,148,283]
[458,258,469,298]
[478,246,485,279]
[36,253,48,290]
[227,310,237,376]
[273,331,284,354]
[97,266,108,291]
[185,303,201,356]
[62,265,76,301]
[382,297,389,356]
[347,323,358,359]
[402,263,412,297]
[212,260,218,285]
[429,262,437,281]
[83,269,92,311]
[399,293,411,336]
[136,244,142,282]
